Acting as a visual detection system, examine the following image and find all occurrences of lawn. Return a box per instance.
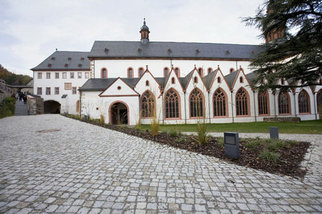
[141,120,322,134]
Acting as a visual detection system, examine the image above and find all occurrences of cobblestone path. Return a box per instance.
[0,115,321,213]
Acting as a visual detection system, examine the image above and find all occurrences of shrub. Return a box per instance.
[169,129,178,137]
[197,122,208,145]
[150,117,159,137]
[100,114,105,125]
[259,150,280,162]
[0,97,16,119]
[245,138,262,149]
[266,139,284,151]
[175,136,186,143]
[216,137,224,148]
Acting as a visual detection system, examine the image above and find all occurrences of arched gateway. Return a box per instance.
[44,100,61,114]
[109,102,128,125]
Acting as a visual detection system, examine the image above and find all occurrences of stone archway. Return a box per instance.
[44,100,61,114]
[110,102,128,125]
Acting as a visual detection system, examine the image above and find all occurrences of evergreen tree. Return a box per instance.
[244,0,322,90]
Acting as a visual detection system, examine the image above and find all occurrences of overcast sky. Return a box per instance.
[0,0,265,76]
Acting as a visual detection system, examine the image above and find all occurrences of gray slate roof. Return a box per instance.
[224,71,239,89]
[89,41,262,60]
[32,51,90,71]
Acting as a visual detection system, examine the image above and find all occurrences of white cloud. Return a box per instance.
[0,0,265,76]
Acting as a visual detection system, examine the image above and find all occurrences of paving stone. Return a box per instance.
[0,115,321,214]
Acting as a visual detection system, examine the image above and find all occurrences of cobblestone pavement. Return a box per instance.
[15,100,28,116]
[0,115,321,214]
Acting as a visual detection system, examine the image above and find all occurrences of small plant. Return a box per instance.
[150,117,160,137]
[169,129,178,137]
[216,137,224,148]
[197,122,208,145]
[245,138,262,149]
[259,150,280,162]
[175,136,186,143]
[100,114,105,125]
[266,139,284,151]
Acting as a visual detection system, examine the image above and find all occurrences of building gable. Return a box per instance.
[99,78,139,97]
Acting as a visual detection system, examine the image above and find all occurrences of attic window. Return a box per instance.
[68,57,72,61]
[80,57,84,61]
[78,64,82,67]
[171,77,175,84]
[117,86,121,90]
[225,50,230,55]
[208,68,213,74]
[64,64,68,67]
[48,63,52,67]
[138,48,142,52]
[198,68,203,77]
[168,48,172,54]
[196,49,200,54]
[51,57,55,60]
[251,51,255,54]
[146,80,149,86]
[240,76,244,83]
[194,76,198,83]
[104,48,109,52]
[217,77,221,83]
[230,68,235,73]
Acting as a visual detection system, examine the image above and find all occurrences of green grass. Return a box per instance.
[141,120,322,134]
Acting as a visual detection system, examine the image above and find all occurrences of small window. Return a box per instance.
[62,72,67,79]
[171,77,175,84]
[64,83,72,90]
[80,57,84,61]
[240,76,243,83]
[146,80,149,86]
[72,87,77,94]
[38,72,42,79]
[174,67,180,77]
[217,77,221,83]
[194,76,198,83]
[101,68,107,79]
[117,86,121,90]
[37,87,42,95]
[281,79,285,85]
[138,67,144,77]
[164,67,169,77]
[68,57,72,61]
[55,72,59,79]
[46,72,51,79]
[85,72,89,79]
[230,68,235,73]
[208,68,213,74]
[46,87,51,95]
[55,87,59,95]
[78,72,82,79]
[70,72,74,79]
[128,68,134,78]
[198,68,203,77]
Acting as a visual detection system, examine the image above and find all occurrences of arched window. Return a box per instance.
[258,91,269,115]
[190,89,204,117]
[171,77,175,84]
[198,68,203,77]
[174,67,180,77]
[217,77,221,83]
[145,80,149,86]
[298,90,310,113]
[164,67,169,77]
[165,89,180,118]
[236,88,249,116]
[127,68,133,78]
[141,91,155,118]
[278,91,290,114]
[138,67,144,77]
[317,89,322,113]
[208,68,213,74]
[213,88,226,117]
[101,68,107,79]
[240,76,244,83]
[194,76,198,83]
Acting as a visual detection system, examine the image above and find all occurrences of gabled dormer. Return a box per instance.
[99,78,139,97]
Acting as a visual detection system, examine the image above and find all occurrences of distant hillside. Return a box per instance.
[0,64,32,85]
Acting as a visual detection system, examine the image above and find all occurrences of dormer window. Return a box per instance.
[80,57,84,61]
[196,49,200,54]
[48,63,52,67]
[51,57,55,60]
[104,48,109,53]
[226,50,230,55]
[208,68,212,74]
[171,77,175,84]
[68,57,72,61]
[168,48,172,54]
[64,64,68,67]
[138,48,142,53]
[78,64,82,67]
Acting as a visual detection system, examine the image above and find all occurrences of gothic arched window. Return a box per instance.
[138,67,144,77]
[298,90,310,113]
[258,91,269,115]
[163,67,169,77]
[190,88,204,117]
[101,68,107,79]
[165,89,180,118]
[141,90,155,118]
[213,88,227,117]
[236,88,249,116]
[174,67,180,77]
[278,91,290,114]
[127,68,133,78]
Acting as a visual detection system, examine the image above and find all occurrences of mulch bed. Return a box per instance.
[72,117,311,178]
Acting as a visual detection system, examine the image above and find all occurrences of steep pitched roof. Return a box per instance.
[89,41,262,60]
[32,51,90,71]
[203,70,218,90]
[246,71,258,86]
[224,71,239,89]
[180,70,194,90]
[79,78,117,91]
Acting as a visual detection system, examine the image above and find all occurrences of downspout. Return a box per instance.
[162,93,164,125]
[208,91,211,124]
[231,90,234,123]
[79,90,82,118]
[253,90,257,122]
[274,91,277,118]
[184,91,187,124]
[313,92,317,120]
[293,92,297,117]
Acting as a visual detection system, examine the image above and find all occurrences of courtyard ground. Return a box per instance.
[0,114,321,213]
